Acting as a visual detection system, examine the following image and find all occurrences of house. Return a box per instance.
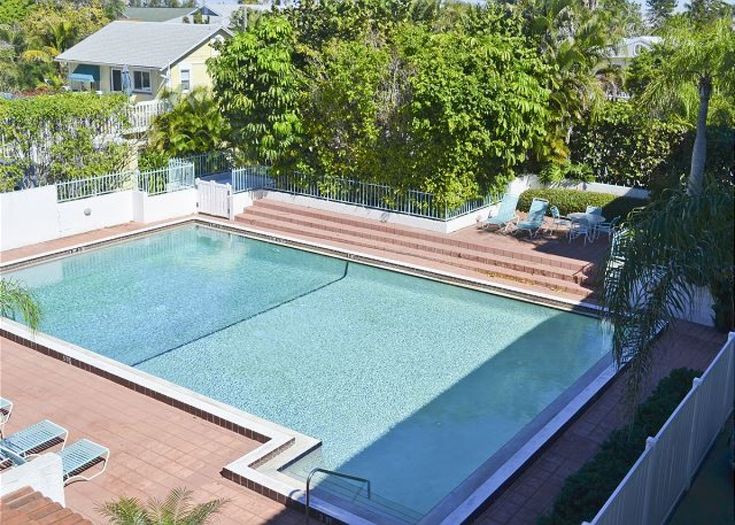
[605,36,661,68]
[123,7,194,23]
[55,22,231,102]
[168,3,272,29]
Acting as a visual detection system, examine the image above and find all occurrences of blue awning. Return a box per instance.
[69,64,100,83]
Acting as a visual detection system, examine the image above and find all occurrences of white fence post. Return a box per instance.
[640,436,657,524]
[684,376,702,489]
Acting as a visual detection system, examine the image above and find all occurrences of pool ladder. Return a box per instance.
[305,467,371,523]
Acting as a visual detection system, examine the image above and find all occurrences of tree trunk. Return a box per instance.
[688,75,712,196]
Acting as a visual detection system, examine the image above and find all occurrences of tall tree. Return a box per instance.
[646,0,676,30]
[642,17,735,195]
[687,0,735,24]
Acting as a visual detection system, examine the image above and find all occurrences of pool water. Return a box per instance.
[7,225,610,522]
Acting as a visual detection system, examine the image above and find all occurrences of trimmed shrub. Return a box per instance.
[517,188,648,220]
[538,368,701,525]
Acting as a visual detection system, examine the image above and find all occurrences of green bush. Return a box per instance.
[538,368,701,525]
[518,188,648,220]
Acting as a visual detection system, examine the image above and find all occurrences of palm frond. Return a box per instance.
[0,279,41,330]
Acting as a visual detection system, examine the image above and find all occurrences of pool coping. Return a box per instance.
[0,216,615,524]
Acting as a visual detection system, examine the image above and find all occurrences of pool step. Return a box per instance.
[252,199,584,270]
[235,203,597,298]
[239,206,583,285]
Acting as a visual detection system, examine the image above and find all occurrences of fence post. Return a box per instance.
[640,435,658,524]
[684,377,702,489]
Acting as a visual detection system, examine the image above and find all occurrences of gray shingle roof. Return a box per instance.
[56,21,228,70]
[124,7,193,22]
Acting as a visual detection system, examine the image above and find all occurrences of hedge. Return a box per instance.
[537,368,701,525]
[518,188,648,220]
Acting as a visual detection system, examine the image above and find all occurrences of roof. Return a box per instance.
[0,486,91,525]
[607,36,662,60]
[124,7,193,22]
[165,3,271,27]
[56,21,230,70]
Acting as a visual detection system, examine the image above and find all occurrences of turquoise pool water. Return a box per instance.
[6,225,610,522]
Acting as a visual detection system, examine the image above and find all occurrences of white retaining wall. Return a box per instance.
[241,190,492,234]
[0,453,65,505]
[511,175,651,200]
[0,187,198,252]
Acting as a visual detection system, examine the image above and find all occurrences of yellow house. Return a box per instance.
[55,21,231,102]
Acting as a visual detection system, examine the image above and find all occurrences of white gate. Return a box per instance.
[196,178,231,219]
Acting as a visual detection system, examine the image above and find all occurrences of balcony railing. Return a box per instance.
[125,100,172,133]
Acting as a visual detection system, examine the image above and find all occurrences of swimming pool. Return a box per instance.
[5,224,610,523]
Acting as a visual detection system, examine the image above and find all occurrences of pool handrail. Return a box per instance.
[305,467,371,523]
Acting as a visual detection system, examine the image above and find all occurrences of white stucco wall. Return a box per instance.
[132,189,197,223]
[250,191,492,234]
[0,453,65,505]
[0,186,59,251]
[57,191,134,237]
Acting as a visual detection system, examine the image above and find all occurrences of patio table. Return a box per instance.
[568,212,606,225]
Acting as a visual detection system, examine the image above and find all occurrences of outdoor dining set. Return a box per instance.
[482,194,618,245]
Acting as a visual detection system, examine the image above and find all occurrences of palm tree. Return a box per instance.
[0,279,41,330]
[641,17,735,195]
[98,487,227,525]
[149,88,230,157]
[599,182,734,404]
[520,0,615,164]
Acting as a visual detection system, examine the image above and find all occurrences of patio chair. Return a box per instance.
[514,198,549,239]
[0,398,12,437]
[568,217,593,245]
[483,193,519,232]
[593,216,620,241]
[0,420,68,458]
[60,439,109,485]
[544,206,572,236]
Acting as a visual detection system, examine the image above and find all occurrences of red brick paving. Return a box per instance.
[0,337,300,525]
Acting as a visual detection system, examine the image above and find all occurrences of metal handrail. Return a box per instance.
[305,467,371,523]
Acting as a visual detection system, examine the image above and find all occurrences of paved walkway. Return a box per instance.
[0,337,300,525]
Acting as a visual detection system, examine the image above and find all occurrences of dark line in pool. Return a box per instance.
[131,261,350,367]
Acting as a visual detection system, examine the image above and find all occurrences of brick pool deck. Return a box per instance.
[0,218,726,525]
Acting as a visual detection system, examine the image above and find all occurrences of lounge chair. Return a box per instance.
[0,420,68,458]
[483,193,519,232]
[515,198,549,238]
[60,439,109,485]
[0,398,12,437]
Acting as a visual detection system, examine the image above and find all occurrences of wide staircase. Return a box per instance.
[235,200,600,299]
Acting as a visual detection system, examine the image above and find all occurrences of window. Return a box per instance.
[111,69,122,92]
[133,70,151,92]
[180,68,191,91]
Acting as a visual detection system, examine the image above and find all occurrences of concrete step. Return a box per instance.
[249,199,584,271]
[241,206,584,284]
[235,213,594,297]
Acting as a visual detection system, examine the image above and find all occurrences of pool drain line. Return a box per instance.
[130,261,350,367]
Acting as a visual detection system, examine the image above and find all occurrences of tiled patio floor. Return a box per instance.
[0,337,300,525]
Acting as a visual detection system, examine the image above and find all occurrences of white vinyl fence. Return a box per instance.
[584,331,735,525]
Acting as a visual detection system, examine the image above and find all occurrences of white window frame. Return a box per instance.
[179,64,191,92]
[132,69,152,94]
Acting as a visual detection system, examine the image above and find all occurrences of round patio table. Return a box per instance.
[568,212,606,225]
